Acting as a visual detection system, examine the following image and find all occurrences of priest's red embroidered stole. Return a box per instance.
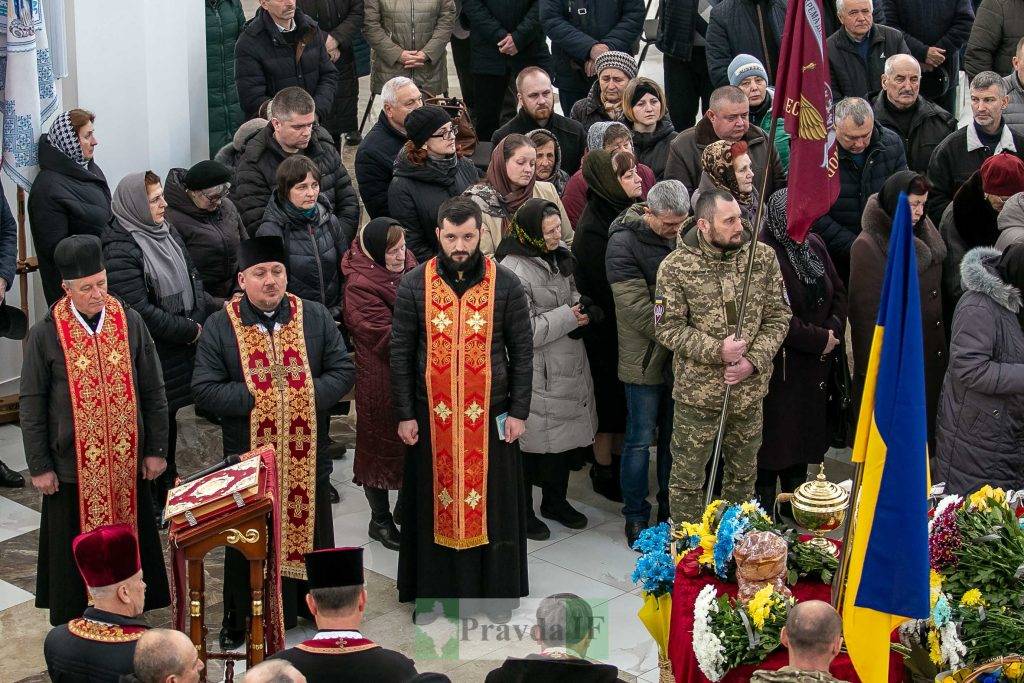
[67,618,147,643]
[424,257,496,550]
[227,294,317,580]
[295,636,380,654]
[53,295,139,533]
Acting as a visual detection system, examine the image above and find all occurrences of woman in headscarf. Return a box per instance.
[851,171,947,448]
[102,171,215,522]
[936,243,1024,495]
[622,77,677,181]
[342,217,418,551]
[464,133,572,256]
[757,189,848,514]
[573,150,643,502]
[388,104,479,263]
[692,139,759,226]
[529,129,569,196]
[29,109,113,305]
[496,198,597,539]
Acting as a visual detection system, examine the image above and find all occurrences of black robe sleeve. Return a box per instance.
[19,322,54,476]
[191,310,257,417]
[390,271,420,422]
[501,270,534,421]
[309,301,355,410]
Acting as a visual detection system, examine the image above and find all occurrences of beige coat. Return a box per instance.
[478,181,573,257]
[364,0,456,95]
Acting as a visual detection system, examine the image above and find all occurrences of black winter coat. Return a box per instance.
[539,0,645,93]
[390,256,534,421]
[234,7,339,120]
[706,0,786,87]
[758,230,847,470]
[298,0,364,138]
[827,24,911,102]
[192,294,355,481]
[28,135,112,305]
[231,123,360,239]
[883,0,975,105]
[101,223,214,413]
[936,246,1024,495]
[387,150,479,262]
[256,193,348,317]
[354,111,407,219]
[812,124,907,283]
[925,124,1024,228]
[657,0,703,60]
[872,92,956,173]
[631,119,677,181]
[461,0,551,76]
[491,109,587,175]
[164,167,247,302]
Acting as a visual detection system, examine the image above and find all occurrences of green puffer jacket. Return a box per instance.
[654,223,791,409]
[206,0,246,157]
[606,203,677,385]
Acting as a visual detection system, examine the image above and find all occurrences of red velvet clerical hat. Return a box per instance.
[71,523,141,588]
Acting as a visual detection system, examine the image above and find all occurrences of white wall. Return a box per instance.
[0,0,208,391]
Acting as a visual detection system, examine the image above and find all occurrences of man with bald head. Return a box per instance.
[130,629,204,683]
[872,54,955,172]
[751,601,847,682]
[245,660,308,683]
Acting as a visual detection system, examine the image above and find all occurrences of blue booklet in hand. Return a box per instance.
[495,412,508,437]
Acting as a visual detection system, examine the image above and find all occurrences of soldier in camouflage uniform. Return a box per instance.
[750,601,848,682]
[654,188,791,523]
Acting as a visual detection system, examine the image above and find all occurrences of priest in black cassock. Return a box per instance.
[21,235,170,626]
[191,236,355,649]
[43,524,152,683]
[391,196,533,624]
[269,547,420,681]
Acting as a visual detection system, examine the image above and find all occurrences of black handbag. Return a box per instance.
[826,338,853,448]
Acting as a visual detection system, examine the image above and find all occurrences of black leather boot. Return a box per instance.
[0,460,24,488]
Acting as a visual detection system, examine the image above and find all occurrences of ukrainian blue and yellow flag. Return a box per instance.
[842,193,930,681]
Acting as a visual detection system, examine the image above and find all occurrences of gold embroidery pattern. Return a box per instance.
[227,295,317,580]
[67,618,147,643]
[53,296,139,533]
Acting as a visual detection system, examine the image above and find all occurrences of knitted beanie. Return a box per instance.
[403,105,452,149]
[981,152,1024,196]
[594,51,638,80]
[728,54,769,87]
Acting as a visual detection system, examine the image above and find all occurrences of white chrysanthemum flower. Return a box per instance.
[693,585,727,681]
[938,620,966,670]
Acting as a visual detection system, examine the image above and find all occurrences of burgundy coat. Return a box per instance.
[341,240,417,489]
[758,230,848,470]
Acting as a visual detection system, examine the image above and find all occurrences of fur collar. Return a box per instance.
[960,246,1022,313]
[861,194,947,273]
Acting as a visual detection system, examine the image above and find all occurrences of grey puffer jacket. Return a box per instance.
[964,0,1024,80]
[364,0,456,95]
[499,253,597,453]
[935,246,1024,495]
[996,192,1024,251]
[1003,72,1024,128]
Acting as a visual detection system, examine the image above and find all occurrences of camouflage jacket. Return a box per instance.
[750,666,849,683]
[653,223,791,409]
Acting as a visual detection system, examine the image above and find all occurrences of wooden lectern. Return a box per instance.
[174,498,273,681]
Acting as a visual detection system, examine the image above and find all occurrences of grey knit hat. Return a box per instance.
[728,54,769,86]
[587,121,631,152]
[594,51,638,80]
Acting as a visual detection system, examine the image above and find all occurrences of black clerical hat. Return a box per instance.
[54,234,105,280]
[305,547,364,589]
[237,236,286,271]
[0,303,27,340]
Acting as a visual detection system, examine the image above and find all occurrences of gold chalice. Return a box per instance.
[776,463,849,557]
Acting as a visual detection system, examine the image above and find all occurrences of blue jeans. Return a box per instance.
[621,383,673,523]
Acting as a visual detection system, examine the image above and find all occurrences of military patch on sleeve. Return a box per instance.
[654,296,665,325]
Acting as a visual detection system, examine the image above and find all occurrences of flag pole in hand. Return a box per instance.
[704,0,840,508]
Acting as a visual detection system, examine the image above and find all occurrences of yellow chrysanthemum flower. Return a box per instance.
[968,485,1007,511]
[959,588,984,608]
[747,585,776,630]
[702,500,725,533]
[680,521,704,539]
[698,534,716,566]
[927,629,942,665]
[1004,662,1023,680]
[929,570,943,609]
